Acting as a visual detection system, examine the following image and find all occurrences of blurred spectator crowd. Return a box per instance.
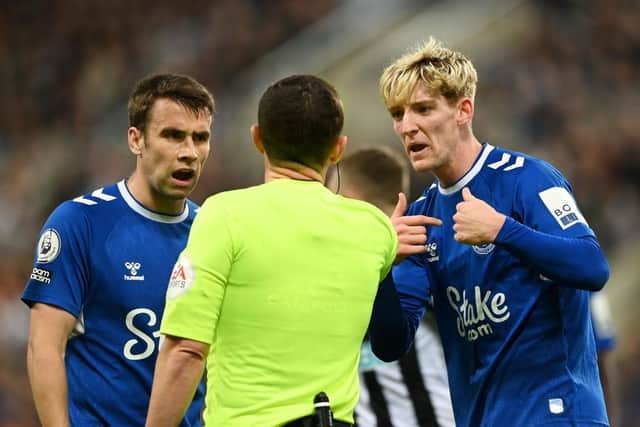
[0,0,638,425]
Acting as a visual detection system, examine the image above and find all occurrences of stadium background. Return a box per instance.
[1,0,638,425]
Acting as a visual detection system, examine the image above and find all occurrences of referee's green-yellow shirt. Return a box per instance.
[161,179,398,426]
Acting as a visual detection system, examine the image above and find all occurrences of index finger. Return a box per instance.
[398,215,443,226]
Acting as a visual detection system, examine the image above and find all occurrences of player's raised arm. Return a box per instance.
[454,186,610,291]
[367,192,441,362]
[368,272,417,362]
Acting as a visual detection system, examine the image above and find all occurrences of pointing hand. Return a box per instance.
[391,192,442,264]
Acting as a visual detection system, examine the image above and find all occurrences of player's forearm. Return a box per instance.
[495,217,610,290]
[27,344,70,427]
[146,337,207,427]
[368,273,418,362]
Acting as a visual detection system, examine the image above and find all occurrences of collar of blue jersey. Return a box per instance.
[117,180,190,223]
[437,144,495,195]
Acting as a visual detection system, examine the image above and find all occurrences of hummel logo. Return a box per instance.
[426,242,439,262]
[125,262,141,275]
[124,262,144,281]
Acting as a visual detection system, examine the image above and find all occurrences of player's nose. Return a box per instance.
[399,112,419,136]
[178,136,199,161]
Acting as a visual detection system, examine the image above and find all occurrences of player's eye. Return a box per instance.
[161,129,186,140]
[389,109,404,121]
[193,132,210,143]
[415,104,431,114]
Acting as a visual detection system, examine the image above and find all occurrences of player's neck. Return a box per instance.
[434,137,483,188]
[126,174,186,216]
[263,160,325,183]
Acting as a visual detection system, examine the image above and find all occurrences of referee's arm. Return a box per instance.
[146,335,208,427]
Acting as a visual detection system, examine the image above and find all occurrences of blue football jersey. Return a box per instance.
[393,144,608,427]
[22,180,205,426]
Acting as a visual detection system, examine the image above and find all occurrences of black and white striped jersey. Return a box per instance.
[356,316,455,427]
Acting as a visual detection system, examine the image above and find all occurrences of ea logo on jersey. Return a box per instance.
[37,229,61,263]
[472,243,495,255]
[167,254,194,299]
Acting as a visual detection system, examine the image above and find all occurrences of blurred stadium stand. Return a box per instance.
[1,0,638,425]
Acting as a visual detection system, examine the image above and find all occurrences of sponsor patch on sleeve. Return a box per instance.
[167,254,195,299]
[36,229,61,263]
[30,267,53,284]
[538,187,587,230]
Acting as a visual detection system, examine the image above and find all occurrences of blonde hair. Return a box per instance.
[380,37,478,108]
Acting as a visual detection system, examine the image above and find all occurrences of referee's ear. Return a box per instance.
[128,127,144,156]
[329,135,347,164]
[250,124,265,154]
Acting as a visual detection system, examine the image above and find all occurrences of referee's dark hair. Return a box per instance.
[257,74,344,172]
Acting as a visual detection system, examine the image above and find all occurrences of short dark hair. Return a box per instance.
[339,147,409,213]
[257,75,344,170]
[128,73,215,132]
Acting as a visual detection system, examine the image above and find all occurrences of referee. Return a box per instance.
[146,76,399,427]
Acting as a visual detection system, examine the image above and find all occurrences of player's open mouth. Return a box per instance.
[172,169,195,183]
[409,143,428,153]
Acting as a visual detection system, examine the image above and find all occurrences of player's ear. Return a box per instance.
[329,135,347,164]
[251,124,265,154]
[456,98,474,126]
[128,127,144,156]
